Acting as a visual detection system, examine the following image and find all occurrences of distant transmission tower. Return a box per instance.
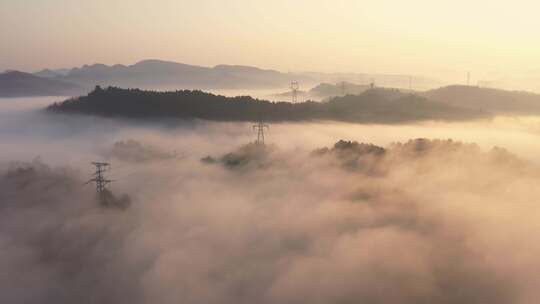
[341,81,346,96]
[370,78,375,89]
[253,120,269,145]
[86,162,113,200]
[290,81,300,103]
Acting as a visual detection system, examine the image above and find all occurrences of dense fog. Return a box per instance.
[2,97,540,303]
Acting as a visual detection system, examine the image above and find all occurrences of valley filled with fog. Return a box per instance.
[3,95,540,303]
[4,96,540,165]
[5,0,540,302]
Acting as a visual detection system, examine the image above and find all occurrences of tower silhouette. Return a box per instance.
[86,162,113,202]
[253,120,269,144]
[290,81,300,103]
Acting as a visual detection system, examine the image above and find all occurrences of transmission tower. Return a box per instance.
[253,120,269,145]
[370,78,375,90]
[341,81,346,96]
[290,81,300,103]
[86,162,113,199]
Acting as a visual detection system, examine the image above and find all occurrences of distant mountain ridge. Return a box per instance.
[34,68,69,78]
[27,59,441,92]
[2,60,313,97]
[1,59,446,97]
[0,71,84,97]
[56,59,304,91]
[6,59,540,110]
[425,85,540,114]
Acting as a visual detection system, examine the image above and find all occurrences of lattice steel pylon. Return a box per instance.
[253,120,269,145]
[290,81,300,103]
[86,162,113,199]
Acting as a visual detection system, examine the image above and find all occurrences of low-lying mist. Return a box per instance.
[2,97,540,303]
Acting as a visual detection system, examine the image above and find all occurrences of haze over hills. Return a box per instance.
[425,85,540,114]
[0,71,84,97]
[310,82,372,98]
[1,59,446,97]
[56,60,311,90]
[270,82,540,116]
[1,60,308,97]
[34,68,71,78]
[272,82,374,101]
[53,60,444,92]
[5,59,540,115]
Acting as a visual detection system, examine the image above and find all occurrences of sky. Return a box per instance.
[1,0,540,84]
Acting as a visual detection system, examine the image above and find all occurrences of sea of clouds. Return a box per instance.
[1,97,540,304]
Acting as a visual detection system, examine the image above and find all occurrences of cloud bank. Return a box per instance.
[1,131,539,304]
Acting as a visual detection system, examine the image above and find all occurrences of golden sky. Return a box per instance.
[1,0,539,84]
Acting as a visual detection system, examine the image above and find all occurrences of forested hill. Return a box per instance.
[425,85,540,114]
[47,86,486,123]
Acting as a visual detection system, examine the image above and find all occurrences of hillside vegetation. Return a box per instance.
[47,86,485,123]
